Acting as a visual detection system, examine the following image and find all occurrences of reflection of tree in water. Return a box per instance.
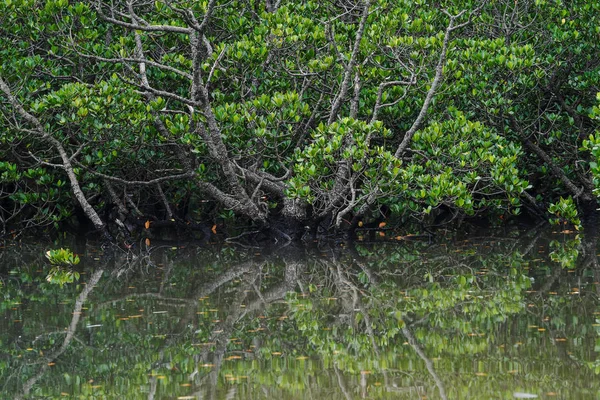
[1,230,600,398]
[12,269,104,400]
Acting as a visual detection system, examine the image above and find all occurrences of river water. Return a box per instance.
[1,226,599,399]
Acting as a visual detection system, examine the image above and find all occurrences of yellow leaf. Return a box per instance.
[358,221,363,227]
[211,224,217,234]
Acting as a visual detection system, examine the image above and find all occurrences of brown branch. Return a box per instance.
[524,138,590,200]
[509,116,591,201]
[104,179,129,216]
[156,183,174,220]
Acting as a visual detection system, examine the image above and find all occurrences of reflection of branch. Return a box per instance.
[334,363,354,400]
[14,269,104,400]
[535,265,563,296]
[97,292,195,307]
[188,259,303,398]
[519,220,547,257]
[402,325,448,400]
[147,375,157,400]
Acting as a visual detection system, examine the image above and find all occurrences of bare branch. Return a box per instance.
[394,8,480,158]
[0,76,109,236]
[156,183,174,220]
[207,45,227,85]
[119,73,200,106]
[104,179,129,216]
[370,78,415,124]
[78,166,195,187]
[95,2,191,34]
[74,51,192,80]
[328,0,372,124]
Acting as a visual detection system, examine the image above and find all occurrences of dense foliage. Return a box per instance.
[1,0,599,240]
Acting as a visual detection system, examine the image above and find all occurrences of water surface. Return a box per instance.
[1,228,599,399]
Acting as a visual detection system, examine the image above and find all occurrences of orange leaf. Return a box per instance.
[211,224,217,234]
[378,222,386,228]
[145,238,151,246]
[144,220,151,229]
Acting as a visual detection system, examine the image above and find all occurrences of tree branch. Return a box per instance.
[328,0,372,124]
[394,9,473,158]
[95,2,191,34]
[0,76,110,237]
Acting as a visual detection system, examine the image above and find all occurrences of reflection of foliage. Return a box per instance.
[45,247,81,287]
[45,266,80,287]
[1,232,600,398]
[45,248,80,265]
[590,321,600,375]
[286,245,532,378]
[549,236,581,269]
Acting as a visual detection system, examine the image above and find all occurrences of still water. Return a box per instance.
[1,227,599,399]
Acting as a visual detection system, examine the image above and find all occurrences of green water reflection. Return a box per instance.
[1,229,600,399]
